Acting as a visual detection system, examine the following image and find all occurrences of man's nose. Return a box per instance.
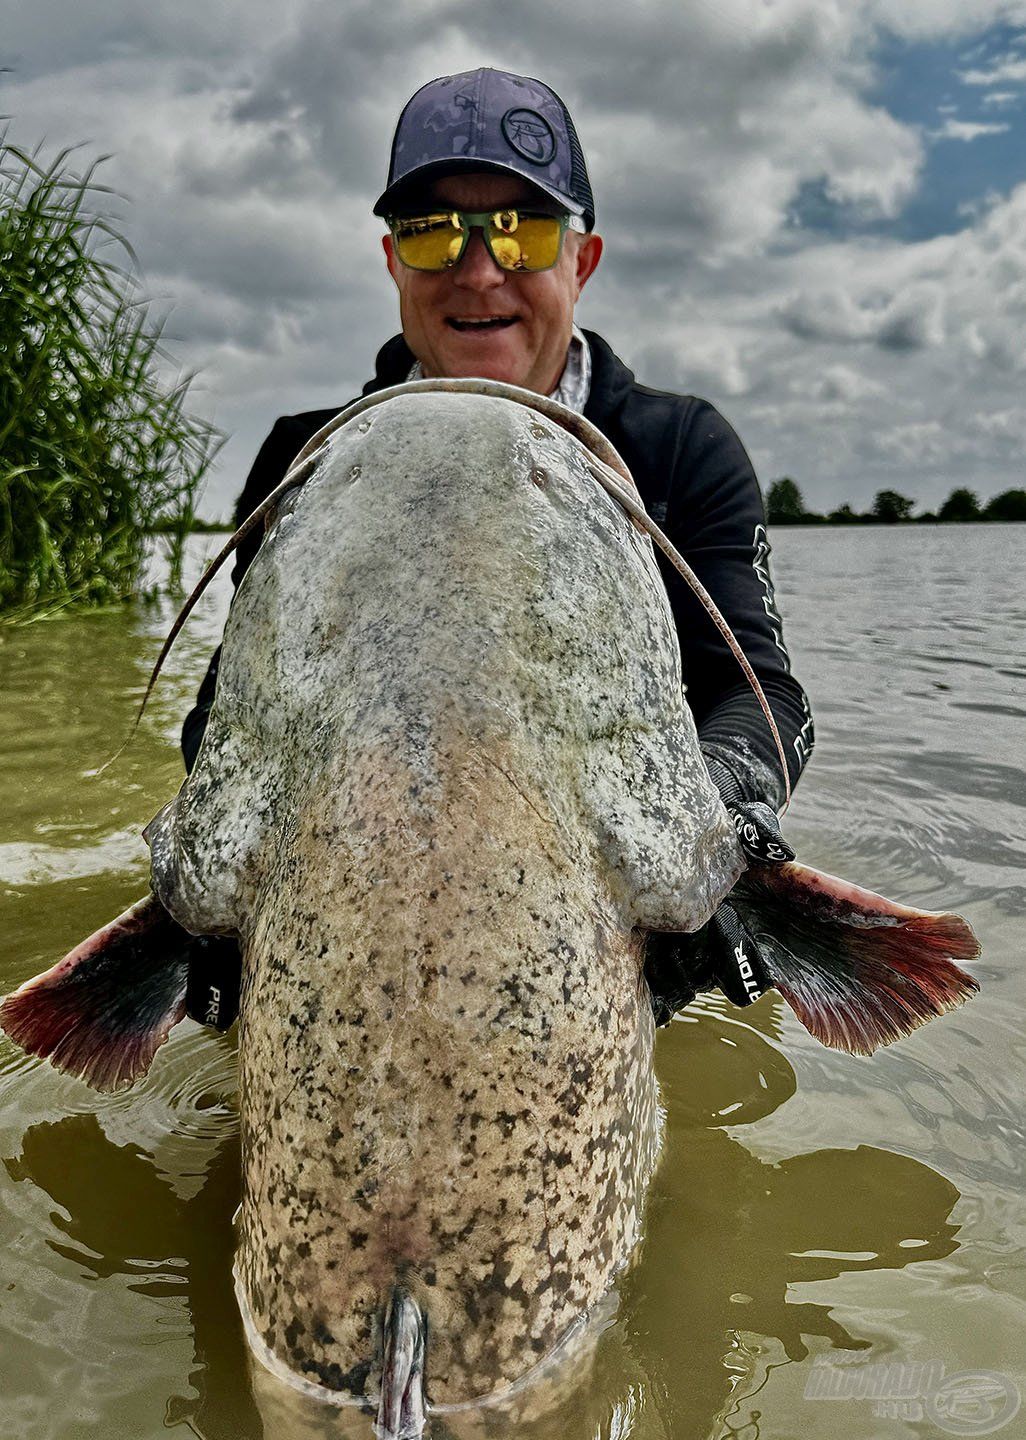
[451,228,506,289]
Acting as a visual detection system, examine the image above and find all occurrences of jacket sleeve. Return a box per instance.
[180,415,317,773]
[658,401,814,811]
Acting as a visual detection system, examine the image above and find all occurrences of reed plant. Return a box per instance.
[0,133,222,618]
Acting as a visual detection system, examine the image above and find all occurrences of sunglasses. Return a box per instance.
[388,208,586,273]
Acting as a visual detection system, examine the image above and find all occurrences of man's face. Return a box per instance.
[382,171,603,395]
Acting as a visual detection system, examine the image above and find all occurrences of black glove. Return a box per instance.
[646,902,773,1024]
[705,900,772,1007]
[645,755,794,1024]
[184,933,242,1032]
[645,931,714,1026]
[704,755,794,864]
[703,754,791,1007]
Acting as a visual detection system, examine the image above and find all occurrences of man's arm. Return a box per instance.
[659,399,814,810]
[642,399,813,1020]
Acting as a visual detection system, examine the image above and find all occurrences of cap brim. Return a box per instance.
[373,158,585,219]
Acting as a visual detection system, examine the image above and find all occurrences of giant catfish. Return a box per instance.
[1,381,979,1437]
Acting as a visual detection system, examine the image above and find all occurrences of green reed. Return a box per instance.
[0,134,222,619]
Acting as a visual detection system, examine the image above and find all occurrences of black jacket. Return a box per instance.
[183,329,813,806]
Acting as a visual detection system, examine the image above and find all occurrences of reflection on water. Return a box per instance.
[1,528,1024,1438]
[1,1020,964,1440]
[606,1015,964,1440]
[8,1111,259,1440]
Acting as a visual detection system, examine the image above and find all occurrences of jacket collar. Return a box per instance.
[580,328,635,425]
[364,327,636,427]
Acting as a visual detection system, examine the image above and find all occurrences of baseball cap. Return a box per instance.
[374,68,596,230]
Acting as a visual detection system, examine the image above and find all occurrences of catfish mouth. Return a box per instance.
[447,317,518,333]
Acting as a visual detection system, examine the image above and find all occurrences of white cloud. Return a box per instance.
[982,89,1021,104]
[633,333,753,399]
[805,364,886,402]
[960,55,1026,83]
[731,183,1026,501]
[3,0,1026,515]
[865,0,1026,36]
[930,117,1012,138]
[778,280,948,350]
[968,406,1026,440]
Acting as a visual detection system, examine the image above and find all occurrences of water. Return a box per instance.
[1,526,1023,1440]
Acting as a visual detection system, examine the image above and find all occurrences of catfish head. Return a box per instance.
[146,384,745,948]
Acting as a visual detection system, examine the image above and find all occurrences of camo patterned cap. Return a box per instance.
[374,68,596,230]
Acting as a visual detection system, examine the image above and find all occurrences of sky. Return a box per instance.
[4,0,1026,517]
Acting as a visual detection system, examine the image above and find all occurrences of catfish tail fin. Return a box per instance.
[730,862,980,1056]
[0,895,190,1091]
[377,1284,427,1440]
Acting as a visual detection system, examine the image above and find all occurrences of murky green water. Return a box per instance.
[1,527,1023,1439]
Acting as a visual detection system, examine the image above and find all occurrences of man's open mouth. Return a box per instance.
[447,317,518,332]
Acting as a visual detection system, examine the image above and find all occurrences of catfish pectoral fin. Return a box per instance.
[730,862,980,1056]
[0,895,190,1092]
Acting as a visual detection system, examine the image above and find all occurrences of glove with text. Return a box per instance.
[703,754,792,1007]
[644,754,795,1024]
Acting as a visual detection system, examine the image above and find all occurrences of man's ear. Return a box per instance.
[574,231,603,298]
[382,232,401,288]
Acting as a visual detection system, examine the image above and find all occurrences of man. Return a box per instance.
[182,67,814,1027]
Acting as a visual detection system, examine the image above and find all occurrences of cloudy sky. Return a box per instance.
[5,0,1026,516]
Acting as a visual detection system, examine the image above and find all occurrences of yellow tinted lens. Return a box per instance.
[488,212,563,271]
[393,213,465,270]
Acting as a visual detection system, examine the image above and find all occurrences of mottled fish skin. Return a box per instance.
[147,390,744,1405]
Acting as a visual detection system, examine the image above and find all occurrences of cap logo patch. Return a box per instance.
[501,108,556,165]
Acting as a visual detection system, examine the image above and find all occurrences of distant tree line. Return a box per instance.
[766,478,1026,526]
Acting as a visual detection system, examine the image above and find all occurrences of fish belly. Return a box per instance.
[235,769,659,1405]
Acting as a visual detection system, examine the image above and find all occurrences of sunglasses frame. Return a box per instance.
[387,208,587,273]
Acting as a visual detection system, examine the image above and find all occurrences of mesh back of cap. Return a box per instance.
[556,96,595,230]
